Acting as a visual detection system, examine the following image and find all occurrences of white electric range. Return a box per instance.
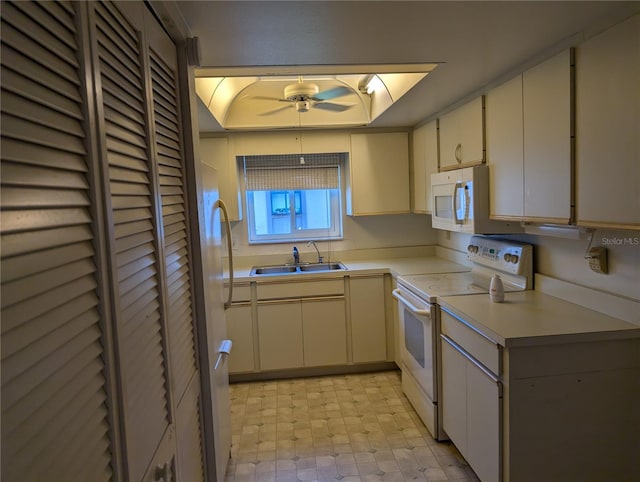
[392,236,533,441]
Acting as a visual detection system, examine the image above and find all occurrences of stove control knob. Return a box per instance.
[511,254,519,264]
[504,253,512,262]
[467,245,478,254]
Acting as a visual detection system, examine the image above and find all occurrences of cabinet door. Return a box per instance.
[257,302,303,370]
[302,298,347,367]
[486,75,525,219]
[458,97,485,166]
[466,361,501,482]
[441,339,468,454]
[523,49,572,222]
[442,335,501,482]
[349,276,387,363]
[576,15,639,229]
[226,305,255,373]
[348,132,410,215]
[412,121,438,214]
[438,108,461,170]
[200,137,242,221]
[439,97,484,170]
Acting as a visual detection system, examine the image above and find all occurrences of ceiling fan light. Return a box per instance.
[295,100,310,112]
[364,74,384,94]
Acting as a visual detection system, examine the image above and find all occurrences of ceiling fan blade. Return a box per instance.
[258,104,293,116]
[313,102,355,112]
[311,86,352,101]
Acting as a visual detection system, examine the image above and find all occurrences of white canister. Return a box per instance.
[490,274,505,303]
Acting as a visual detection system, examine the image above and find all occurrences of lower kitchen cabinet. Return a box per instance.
[229,274,391,376]
[441,334,500,482]
[440,307,639,482]
[349,275,387,363]
[226,304,255,373]
[257,297,348,370]
[258,302,304,371]
[302,298,347,366]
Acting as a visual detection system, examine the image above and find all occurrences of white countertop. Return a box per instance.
[228,255,470,282]
[439,290,640,348]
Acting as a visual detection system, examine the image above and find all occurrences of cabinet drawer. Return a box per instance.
[257,278,344,300]
[227,283,251,303]
[440,310,500,374]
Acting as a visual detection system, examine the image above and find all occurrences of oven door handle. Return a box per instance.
[392,289,432,317]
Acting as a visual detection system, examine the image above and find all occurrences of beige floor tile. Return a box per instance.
[225,371,479,482]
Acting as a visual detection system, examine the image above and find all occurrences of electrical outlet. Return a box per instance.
[587,246,608,274]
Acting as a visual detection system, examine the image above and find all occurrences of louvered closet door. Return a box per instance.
[145,7,204,482]
[0,2,114,481]
[92,2,175,480]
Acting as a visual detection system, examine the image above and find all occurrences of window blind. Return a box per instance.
[243,153,343,191]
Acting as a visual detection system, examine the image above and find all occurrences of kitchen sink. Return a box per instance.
[250,262,347,276]
[298,262,347,272]
[251,265,298,275]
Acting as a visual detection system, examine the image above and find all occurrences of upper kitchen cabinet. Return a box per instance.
[438,97,485,171]
[411,121,438,214]
[575,15,639,230]
[487,49,573,223]
[232,131,351,156]
[523,49,573,223]
[347,132,410,216]
[486,75,524,219]
[200,137,242,221]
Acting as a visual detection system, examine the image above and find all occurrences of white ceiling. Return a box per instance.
[168,1,640,132]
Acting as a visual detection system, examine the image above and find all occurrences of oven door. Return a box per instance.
[393,284,445,439]
[392,285,436,403]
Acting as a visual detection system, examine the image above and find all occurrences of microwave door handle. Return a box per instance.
[453,181,464,224]
[463,184,471,222]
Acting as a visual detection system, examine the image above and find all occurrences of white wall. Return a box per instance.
[231,213,438,261]
[438,229,640,301]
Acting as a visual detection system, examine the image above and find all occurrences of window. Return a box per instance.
[244,153,344,243]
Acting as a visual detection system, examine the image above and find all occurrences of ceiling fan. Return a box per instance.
[254,77,356,115]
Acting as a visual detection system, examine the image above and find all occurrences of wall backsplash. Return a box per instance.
[438,229,640,301]
[229,213,438,261]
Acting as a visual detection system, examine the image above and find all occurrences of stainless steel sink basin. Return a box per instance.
[250,262,347,275]
[298,262,347,272]
[251,265,298,275]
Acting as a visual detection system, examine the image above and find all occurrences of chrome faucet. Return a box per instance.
[292,246,300,265]
[307,241,323,263]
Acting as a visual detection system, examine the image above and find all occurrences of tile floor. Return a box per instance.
[226,370,480,482]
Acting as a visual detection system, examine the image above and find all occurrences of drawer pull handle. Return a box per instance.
[441,334,501,384]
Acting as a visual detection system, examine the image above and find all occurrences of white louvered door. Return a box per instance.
[1,1,206,481]
[92,1,176,479]
[145,7,205,482]
[1,2,114,481]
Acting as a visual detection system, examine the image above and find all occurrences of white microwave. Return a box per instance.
[431,165,522,234]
